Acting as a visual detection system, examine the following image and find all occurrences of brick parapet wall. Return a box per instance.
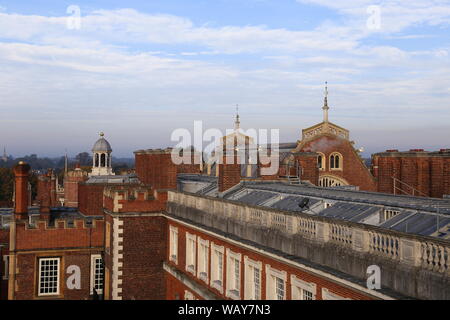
[373,151,450,198]
[14,219,104,251]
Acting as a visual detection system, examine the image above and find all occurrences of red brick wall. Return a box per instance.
[373,151,450,198]
[135,151,177,190]
[166,273,204,300]
[299,135,377,191]
[14,220,104,251]
[166,220,373,300]
[120,216,167,300]
[103,186,168,214]
[78,184,105,216]
[64,169,88,208]
[218,154,241,192]
[295,154,319,185]
[12,250,103,300]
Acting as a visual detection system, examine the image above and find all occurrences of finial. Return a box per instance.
[234,104,240,130]
[323,82,329,122]
[99,132,104,137]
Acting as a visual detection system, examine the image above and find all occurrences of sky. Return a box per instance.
[0,0,449,158]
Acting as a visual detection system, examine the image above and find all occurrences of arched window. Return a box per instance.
[330,152,343,170]
[317,152,325,170]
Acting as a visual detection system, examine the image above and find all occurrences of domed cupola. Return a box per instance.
[92,133,112,153]
[90,132,115,176]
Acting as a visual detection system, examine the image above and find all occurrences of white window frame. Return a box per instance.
[226,249,242,300]
[197,238,209,283]
[265,265,287,300]
[291,275,316,300]
[184,290,195,300]
[2,255,9,280]
[244,256,262,300]
[185,233,197,275]
[90,254,104,295]
[210,242,224,293]
[169,226,179,264]
[38,257,61,297]
[322,288,351,300]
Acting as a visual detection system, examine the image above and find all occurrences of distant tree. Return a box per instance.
[76,152,91,167]
[29,172,38,200]
[0,168,14,203]
[113,163,129,175]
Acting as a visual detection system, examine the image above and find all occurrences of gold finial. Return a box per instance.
[99,132,104,137]
[18,161,25,165]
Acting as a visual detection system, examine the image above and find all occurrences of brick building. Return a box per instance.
[203,85,378,192]
[64,164,88,208]
[0,105,449,300]
[372,149,450,198]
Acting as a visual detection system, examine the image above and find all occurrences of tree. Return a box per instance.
[76,152,91,167]
[0,168,14,205]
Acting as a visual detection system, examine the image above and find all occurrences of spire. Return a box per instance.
[64,149,68,174]
[323,81,329,123]
[234,104,240,130]
[2,147,7,162]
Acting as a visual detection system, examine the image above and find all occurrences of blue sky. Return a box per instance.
[0,0,449,157]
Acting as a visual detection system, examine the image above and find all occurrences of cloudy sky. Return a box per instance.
[0,0,449,157]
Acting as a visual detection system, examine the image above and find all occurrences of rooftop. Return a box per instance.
[85,174,140,185]
[178,175,450,239]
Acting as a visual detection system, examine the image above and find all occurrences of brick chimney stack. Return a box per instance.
[218,139,241,193]
[13,161,31,220]
[134,148,177,190]
[37,173,51,218]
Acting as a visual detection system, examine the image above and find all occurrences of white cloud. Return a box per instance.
[297,0,450,33]
[0,7,448,155]
[0,9,359,54]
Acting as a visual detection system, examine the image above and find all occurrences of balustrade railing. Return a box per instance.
[168,191,450,275]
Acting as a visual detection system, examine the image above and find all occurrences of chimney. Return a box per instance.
[134,148,177,190]
[13,161,31,219]
[37,174,51,218]
[218,140,241,193]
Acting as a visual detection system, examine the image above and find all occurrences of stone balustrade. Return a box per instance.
[167,191,450,277]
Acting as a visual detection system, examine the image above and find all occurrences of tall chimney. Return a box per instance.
[37,174,51,218]
[218,139,241,193]
[13,161,31,219]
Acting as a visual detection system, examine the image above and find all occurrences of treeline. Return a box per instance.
[0,152,134,171]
